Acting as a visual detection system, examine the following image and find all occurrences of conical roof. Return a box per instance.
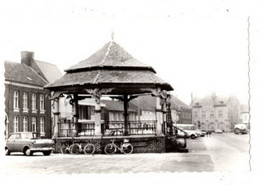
[66,41,155,72]
[45,41,173,94]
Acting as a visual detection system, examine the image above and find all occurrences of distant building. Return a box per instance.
[102,99,137,135]
[170,96,192,125]
[4,51,63,138]
[192,94,240,132]
[240,104,249,126]
[129,95,192,126]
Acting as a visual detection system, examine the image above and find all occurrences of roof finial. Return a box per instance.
[111,31,114,41]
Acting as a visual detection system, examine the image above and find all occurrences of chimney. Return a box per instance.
[21,51,34,66]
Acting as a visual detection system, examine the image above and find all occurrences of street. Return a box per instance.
[2,133,250,174]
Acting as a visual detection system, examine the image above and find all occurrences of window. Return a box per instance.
[40,117,44,133]
[115,112,119,121]
[23,92,28,112]
[218,110,223,117]
[32,93,37,112]
[79,106,91,120]
[121,113,124,121]
[194,111,198,117]
[201,111,206,118]
[32,117,36,132]
[8,133,17,140]
[14,116,19,132]
[110,112,114,121]
[40,94,45,113]
[13,91,19,111]
[210,111,214,117]
[23,117,28,132]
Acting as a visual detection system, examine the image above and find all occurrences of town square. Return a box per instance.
[1,1,259,185]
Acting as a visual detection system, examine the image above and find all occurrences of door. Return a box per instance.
[6,133,17,152]
[12,133,22,152]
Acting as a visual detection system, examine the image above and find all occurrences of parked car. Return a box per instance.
[177,129,198,139]
[215,129,223,134]
[175,124,198,139]
[5,132,54,156]
[195,129,207,137]
[234,123,249,134]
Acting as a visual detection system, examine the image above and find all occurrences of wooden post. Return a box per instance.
[123,94,129,135]
[53,98,60,139]
[162,101,167,135]
[73,94,79,136]
[94,96,102,136]
[166,95,173,136]
[155,88,163,135]
[85,88,103,136]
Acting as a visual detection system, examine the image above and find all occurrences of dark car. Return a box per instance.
[5,132,54,156]
[234,124,249,134]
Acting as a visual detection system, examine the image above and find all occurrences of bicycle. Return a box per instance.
[104,139,133,155]
[70,141,95,155]
[60,142,72,154]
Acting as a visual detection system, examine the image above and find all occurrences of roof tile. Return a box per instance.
[4,61,47,87]
[66,42,153,71]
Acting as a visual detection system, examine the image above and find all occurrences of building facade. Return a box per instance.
[170,96,192,125]
[240,104,249,127]
[4,61,52,138]
[4,51,62,138]
[129,95,192,126]
[192,95,240,132]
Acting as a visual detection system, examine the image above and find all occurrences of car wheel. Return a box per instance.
[43,151,52,156]
[190,135,196,139]
[24,148,32,156]
[234,129,240,134]
[5,147,10,155]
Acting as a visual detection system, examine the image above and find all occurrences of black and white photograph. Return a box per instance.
[1,0,259,185]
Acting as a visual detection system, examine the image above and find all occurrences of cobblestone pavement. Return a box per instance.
[2,133,249,175]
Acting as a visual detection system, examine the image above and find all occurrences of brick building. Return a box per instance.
[4,51,62,138]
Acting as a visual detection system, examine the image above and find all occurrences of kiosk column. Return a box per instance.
[53,98,60,139]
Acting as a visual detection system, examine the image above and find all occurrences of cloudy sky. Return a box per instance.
[1,0,259,105]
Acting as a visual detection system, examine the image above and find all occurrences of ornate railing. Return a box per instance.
[104,120,157,136]
[129,120,156,135]
[58,122,95,137]
[58,120,157,137]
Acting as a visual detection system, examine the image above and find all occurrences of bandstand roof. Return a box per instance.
[45,41,173,95]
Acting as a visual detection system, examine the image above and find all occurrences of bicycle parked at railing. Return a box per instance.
[60,141,72,154]
[70,141,95,155]
[104,139,133,155]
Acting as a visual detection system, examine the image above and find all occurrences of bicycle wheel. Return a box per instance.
[104,143,116,154]
[60,145,69,154]
[70,144,80,154]
[83,143,95,155]
[122,143,133,154]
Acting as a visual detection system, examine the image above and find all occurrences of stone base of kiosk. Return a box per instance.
[55,135,166,154]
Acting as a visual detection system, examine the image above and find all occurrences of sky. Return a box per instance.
[0,0,258,106]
